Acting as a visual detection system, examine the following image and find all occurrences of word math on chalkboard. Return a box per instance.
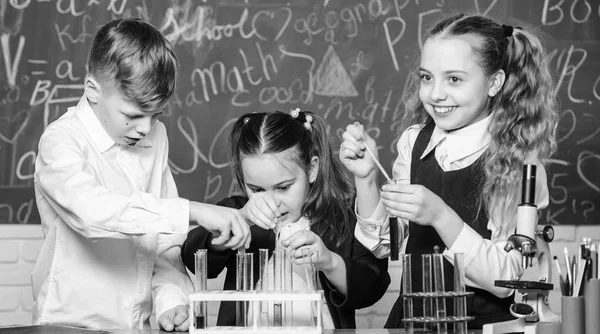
[0,0,599,225]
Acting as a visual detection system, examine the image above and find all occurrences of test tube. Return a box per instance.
[194,250,207,329]
[453,253,468,334]
[236,252,254,327]
[284,248,293,326]
[258,249,269,327]
[273,249,284,326]
[389,179,400,261]
[401,254,414,334]
[432,252,447,334]
[422,254,434,331]
[302,248,320,327]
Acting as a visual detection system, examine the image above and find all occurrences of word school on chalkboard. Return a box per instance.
[0,0,599,226]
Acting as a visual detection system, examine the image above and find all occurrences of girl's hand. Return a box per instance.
[339,122,379,180]
[380,182,451,229]
[239,192,279,230]
[282,230,336,272]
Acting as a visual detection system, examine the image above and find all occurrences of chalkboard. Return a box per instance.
[0,0,599,225]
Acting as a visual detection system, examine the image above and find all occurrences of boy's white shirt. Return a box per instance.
[354,115,550,298]
[32,95,193,329]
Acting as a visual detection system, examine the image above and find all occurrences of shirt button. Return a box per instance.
[170,224,178,231]
[367,224,377,232]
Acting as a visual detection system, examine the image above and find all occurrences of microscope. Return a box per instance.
[482,164,560,334]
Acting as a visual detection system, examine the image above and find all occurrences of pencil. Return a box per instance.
[565,247,573,295]
[554,255,562,278]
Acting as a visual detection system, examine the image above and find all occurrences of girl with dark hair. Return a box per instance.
[340,14,558,328]
[181,110,390,329]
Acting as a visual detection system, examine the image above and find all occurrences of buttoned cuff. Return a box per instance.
[443,222,480,268]
[354,199,388,231]
[154,283,189,320]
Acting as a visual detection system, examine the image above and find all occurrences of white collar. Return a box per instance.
[420,115,492,163]
[75,96,153,152]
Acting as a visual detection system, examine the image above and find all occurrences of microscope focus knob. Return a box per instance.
[540,225,554,242]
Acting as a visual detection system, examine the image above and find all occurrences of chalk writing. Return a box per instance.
[1,33,25,87]
[0,0,598,225]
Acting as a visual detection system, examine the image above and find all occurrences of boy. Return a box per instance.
[32,18,250,331]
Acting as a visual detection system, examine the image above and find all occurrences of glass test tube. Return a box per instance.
[432,252,447,334]
[258,249,269,327]
[284,247,293,326]
[388,179,400,261]
[236,252,254,327]
[302,248,320,327]
[422,254,434,331]
[453,253,468,334]
[194,250,207,329]
[401,254,414,334]
[273,249,284,326]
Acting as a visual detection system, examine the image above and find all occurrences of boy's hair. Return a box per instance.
[87,18,178,113]
[400,14,559,236]
[230,111,355,246]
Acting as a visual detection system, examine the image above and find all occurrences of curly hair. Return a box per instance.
[229,111,355,246]
[399,14,559,236]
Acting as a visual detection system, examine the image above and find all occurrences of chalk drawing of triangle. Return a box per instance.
[314,45,358,97]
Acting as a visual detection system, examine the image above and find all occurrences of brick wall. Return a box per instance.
[1,224,598,328]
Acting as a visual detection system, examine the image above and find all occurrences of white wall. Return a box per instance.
[1,224,598,328]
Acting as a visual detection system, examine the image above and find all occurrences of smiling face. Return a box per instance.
[87,80,162,147]
[241,151,318,224]
[419,36,500,131]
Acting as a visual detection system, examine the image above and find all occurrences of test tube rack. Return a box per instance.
[188,290,323,334]
[401,252,474,334]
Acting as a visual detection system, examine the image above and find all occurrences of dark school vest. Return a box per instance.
[384,122,514,329]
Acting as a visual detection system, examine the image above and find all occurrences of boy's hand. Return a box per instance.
[190,202,251,249]
[339,122,378,180]
[240,192,279,230]
[158,305,189,332]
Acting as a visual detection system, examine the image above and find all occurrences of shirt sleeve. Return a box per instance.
[443,164,550,297]
[353,126,420,258]
[34,124,189,239]
[152,232,194,319]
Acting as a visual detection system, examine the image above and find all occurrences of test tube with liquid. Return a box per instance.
[422,254,434,331]
[453,253,468,334]
[273,249,284,326]
[401,254,414,334]
[194,250,207,329]
[389,179,400,261]
[258,249,269,327]
[236,252,254,327]
[432,252,447,334]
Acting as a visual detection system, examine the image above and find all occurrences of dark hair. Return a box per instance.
[230,111,355,245]
[399,14,558,236]
[87,18,178,114]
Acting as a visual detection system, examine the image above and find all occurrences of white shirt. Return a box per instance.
[32,96,193,329]
[355,116,550,298]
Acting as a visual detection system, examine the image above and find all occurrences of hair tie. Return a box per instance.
[303,115,313,130]
[502,24,513,37]
[289,107,312,130]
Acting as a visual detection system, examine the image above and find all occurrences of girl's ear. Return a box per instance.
[488,69,506,97]
[84,76,102,104]
[308,156,320,184]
